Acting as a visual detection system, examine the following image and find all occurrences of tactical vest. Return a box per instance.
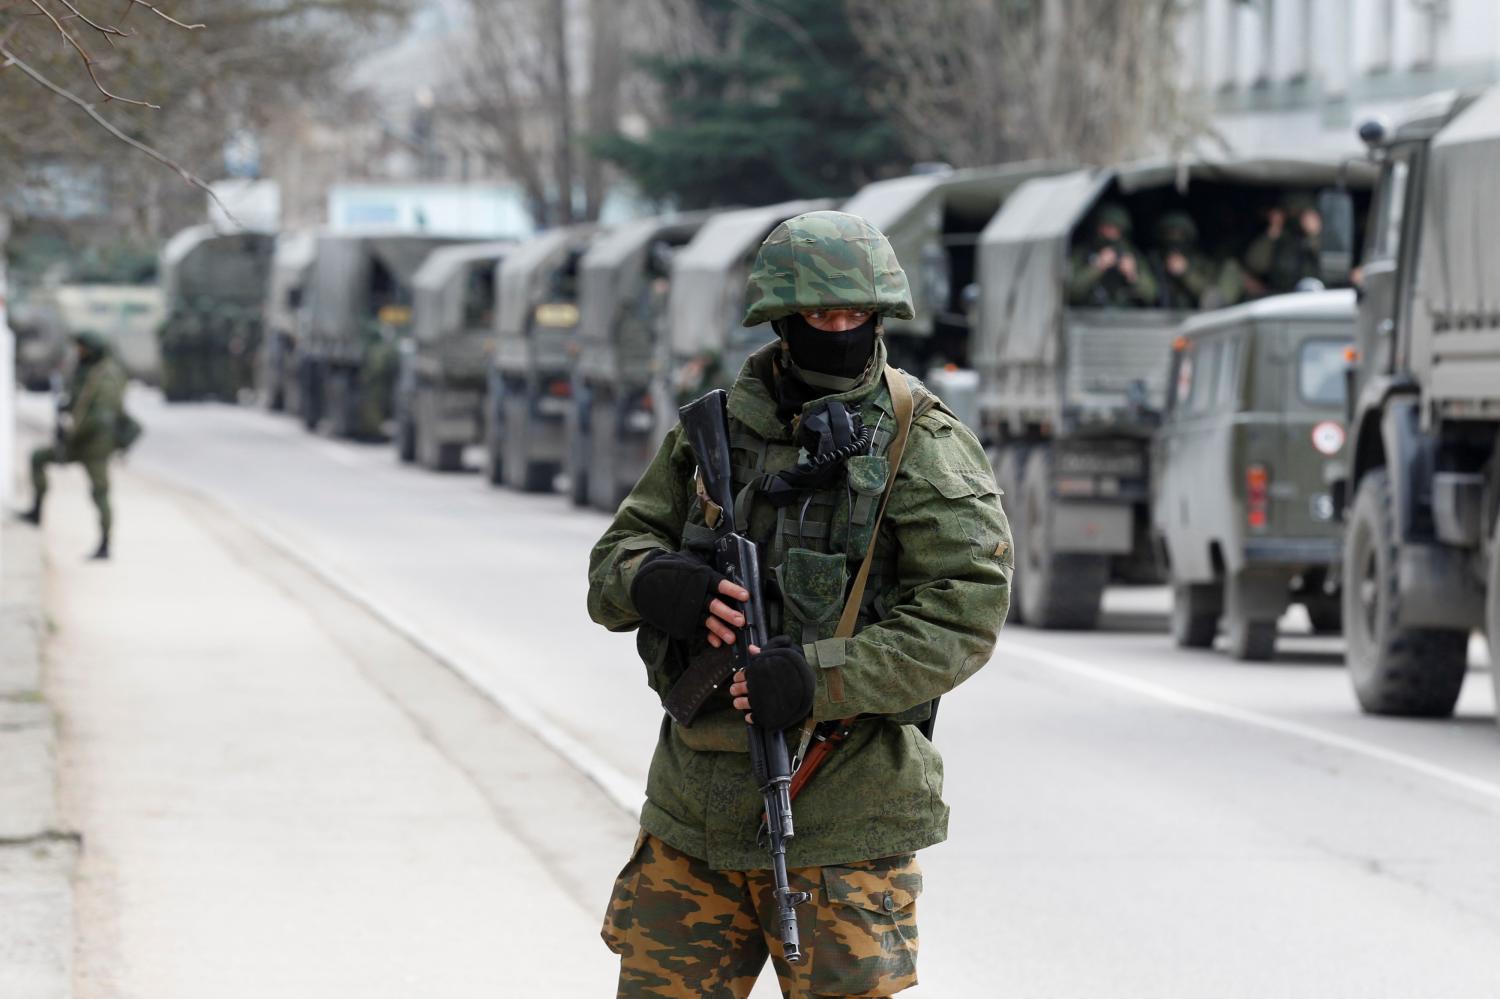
[667,375,939,742]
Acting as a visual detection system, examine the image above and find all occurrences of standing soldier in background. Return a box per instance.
[17,330,137,560]
[1243,193,1323,295]
[1149,212,1216,309]
[588,211,1011,997]
[1067,202,1158,307]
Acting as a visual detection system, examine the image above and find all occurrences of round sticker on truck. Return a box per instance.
[1311,420,1346,456]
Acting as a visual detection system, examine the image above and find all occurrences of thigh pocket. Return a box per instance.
[601,830,649,955]
[812,855,923,995]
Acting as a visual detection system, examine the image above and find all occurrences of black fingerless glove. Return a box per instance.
[745,635,816,730]
[629,550,725,641]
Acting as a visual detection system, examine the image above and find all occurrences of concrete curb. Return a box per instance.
[1,524,78,999]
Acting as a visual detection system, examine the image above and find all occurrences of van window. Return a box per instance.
[1298,339,1347,406]
[1187,340,1220,414]
[1215,336,1243,410]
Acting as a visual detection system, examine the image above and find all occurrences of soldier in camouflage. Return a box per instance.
[588,210,1011,997]
[1066,202,1158,307]
[18,331,133,559]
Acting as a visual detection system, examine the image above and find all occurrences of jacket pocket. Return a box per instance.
[843,454,890,558]
[776,548,848,644]
[812,855,923,995]
[600,830,649,954]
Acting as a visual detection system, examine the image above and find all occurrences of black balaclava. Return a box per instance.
[779,313,878,382]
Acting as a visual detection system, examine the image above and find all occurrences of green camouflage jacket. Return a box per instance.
[65,355,127,460]
[588,339,1012,870]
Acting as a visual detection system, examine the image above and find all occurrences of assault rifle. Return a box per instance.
[678,388,809,964]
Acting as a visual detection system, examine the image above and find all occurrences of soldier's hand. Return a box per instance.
[1093,247,1119,271]
[1119,254,1139,282]
[630,550,743,644]
[1166,251,1188,277]
[704,578,750,648]
[730,637,815,728]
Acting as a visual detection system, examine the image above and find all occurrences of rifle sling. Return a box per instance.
[788,365,920,800]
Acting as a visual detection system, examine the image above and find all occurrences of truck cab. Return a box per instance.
[975,158,1373,630]
[1154,291,1354,660]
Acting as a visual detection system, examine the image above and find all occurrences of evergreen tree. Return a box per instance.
[597,0,906,209]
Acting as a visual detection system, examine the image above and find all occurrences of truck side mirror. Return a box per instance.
[1317,187,1356,286]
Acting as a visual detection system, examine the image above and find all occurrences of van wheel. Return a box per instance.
[992,446,1027,625]
[1171,582,1220,649]
[1017,446,1107,630]
[1343,469,1468,716]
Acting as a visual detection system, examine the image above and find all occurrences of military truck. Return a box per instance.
[297,232,466,439]
[158,226,275,402]
[259,231,316,413]
[838,163,1064,427]
[668,199,837,408]
[396,241,510,471]
[485,226,595,492]
[569,212,714,511]
[1333,88,1500,719]
[1153,290,1354,660]
[974,158,1373,629]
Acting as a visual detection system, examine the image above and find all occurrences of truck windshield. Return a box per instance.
[1298,339,1347,406]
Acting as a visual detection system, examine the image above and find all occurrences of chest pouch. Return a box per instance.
[761,400,872,509]
[774,548,849,645]
[843,454,890,559]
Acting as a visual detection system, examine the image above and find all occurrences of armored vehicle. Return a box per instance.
[158,226,275,402]
[259,231,316,413]
[570,212,712,510]
[298,232,466,439]
[396,241,510,471]
[838,163,1064,427]
[1335,88,1500,720]
[668,199,837,407]
[1153,291,1354,660]
[975,158,1373,630]
[486,226,595,492]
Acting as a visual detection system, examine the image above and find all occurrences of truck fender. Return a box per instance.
[1377,396,1430,545]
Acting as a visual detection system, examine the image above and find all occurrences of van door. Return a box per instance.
[1272,326,1351,538]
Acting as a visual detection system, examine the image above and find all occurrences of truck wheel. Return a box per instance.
[521,462,555,493]
[1343,469,1468,716]
[483,431,504,485]
[433,443,464,472]
[1171,582,1220,649]
[993,446,1027,625]
[397,416,417,463]
[300,364,323,432]
[1017,447,1107,630]
[1225,613,1276,661]
[1487,519,1500,729]
[588,395,618,512]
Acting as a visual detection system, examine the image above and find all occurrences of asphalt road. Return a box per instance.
[51,389,1500,997]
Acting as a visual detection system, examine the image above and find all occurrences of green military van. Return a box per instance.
[1153,290,1354,660]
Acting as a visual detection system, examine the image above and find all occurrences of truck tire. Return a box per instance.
[502,392,555,494]
[588,390,619,512]
[397,415,417,463]
[1171,582,1220,649]
[992,446,1028,625]
[1225,614,1276,661]
[300,363,323,432]
[1343,469,1468,716]
[1017,447,1108,630]
[483,429,504,485]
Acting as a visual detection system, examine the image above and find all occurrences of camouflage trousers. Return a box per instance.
[31,445,111,536]
[603,832,921,998]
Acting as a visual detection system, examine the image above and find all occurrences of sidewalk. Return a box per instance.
[39,460,621,997]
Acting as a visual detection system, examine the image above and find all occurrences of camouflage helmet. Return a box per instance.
[1157,211,1198,244]
[72,330,109,353]
[742,211,914,327]
[1094,202,1133,233]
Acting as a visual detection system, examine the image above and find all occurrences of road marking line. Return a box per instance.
[1002,639,1500,808]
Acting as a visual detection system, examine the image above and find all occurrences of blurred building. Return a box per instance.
[1184,0,1500,153]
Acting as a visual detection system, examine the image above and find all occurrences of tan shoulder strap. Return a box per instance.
[833,365,915,642]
